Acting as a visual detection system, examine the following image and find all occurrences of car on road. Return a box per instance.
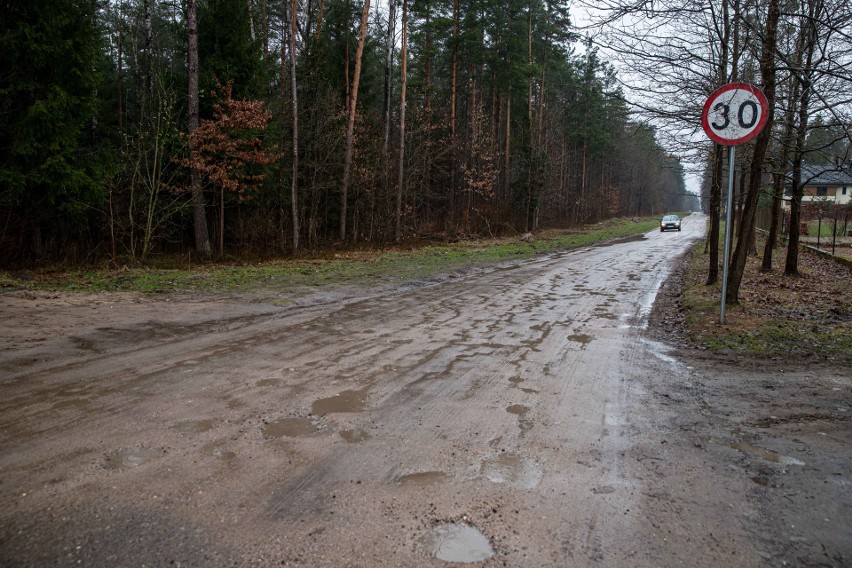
[660,214,681,232]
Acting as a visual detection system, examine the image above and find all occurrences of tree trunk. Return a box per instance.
[784,0,819,276]
[339,0,371,242]
[762,75,798,271]
[448,0,458,225]
[289,0,300,252]
[504,89,511,200]
[706,0,730,285]
[219,185,225,256]
[262,0,268,55]
[423,2,431,114]
[117,30,123,134]
[187,0,211,258]
[143,0,152,100]
[707,144,723,284]
[246,0,257,41]
[395,0,408,242]
[381,0,396,160]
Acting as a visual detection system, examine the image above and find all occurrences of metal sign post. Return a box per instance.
[720,146,736,324]
[701,82,769,324]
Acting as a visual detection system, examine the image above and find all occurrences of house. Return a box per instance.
[794,162,852,206]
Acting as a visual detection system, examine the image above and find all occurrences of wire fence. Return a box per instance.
[755,204,852,257]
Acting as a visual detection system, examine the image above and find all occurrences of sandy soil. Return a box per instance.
[1,213,849,567]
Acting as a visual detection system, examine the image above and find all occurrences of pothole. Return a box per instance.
[263,417,317,438]
[731,441,805,466]
[103,447,163,470]
[312,388,368,415]
[567,333,594,347]
[506,404,529,416]
[425,523,494,563]
[397,471,448,486]
[339,429,371,443]
[480,452,543,489]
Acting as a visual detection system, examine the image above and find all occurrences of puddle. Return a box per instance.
[103,447,163,470]
[731,441,805,466]
[340,429,371,443]
[312,389,368,415]
[263,417,317,438]
[509,376,524,385]
[171,419,214,434]
[211,448,236,461]
[202,441,236,461]
[520,387,538,394]
[397,471,448,486]
[426,523,494,563]
[595,234,648,247]
[506,404,529,416]
[480,452,543,489]
[256,378,282,387]
[567,333,594,346]
[591,309,618,320]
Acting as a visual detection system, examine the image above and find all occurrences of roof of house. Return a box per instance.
[798,162,852,186]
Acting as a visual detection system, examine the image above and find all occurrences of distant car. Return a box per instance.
[660,215,681,232]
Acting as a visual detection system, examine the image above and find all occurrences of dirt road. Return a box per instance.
[2,213,850,567]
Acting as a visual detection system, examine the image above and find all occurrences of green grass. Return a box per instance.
[806,219,849,238]
[0,216,664,294]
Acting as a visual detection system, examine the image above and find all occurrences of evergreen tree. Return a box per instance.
[198,0,269,113]
[0,0,105,259]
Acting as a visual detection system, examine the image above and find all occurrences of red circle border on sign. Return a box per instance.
[701,82,769,146]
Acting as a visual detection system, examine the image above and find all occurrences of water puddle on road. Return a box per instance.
[506,405,533,434]
[594,234,648,247]
[171,419,214,434]
[731,441,805,466]
[339,429,371,443]
[263,417,317,438]
[311,389,368,415]
[103,447,163,470]
[567,333,594,347]
[397,471,449,486]
[480,452,543,489]
[425,523,494,563]
[202,441,237,462]
[506,404,529,416]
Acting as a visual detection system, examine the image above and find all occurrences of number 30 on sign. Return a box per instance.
[701,82,768,146]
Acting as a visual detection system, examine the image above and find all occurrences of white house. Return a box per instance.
[795,163,852,206]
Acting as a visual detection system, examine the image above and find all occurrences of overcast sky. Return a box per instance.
[570,2,706,197]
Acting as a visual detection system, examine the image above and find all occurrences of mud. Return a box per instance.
[1,213,850,566]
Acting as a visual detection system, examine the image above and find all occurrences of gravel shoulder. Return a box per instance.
[645,251,852,567]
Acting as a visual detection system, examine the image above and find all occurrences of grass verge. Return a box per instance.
[0,217,662,293]
[681,237,852,365]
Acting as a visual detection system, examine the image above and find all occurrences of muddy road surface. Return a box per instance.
[2,213,850,567]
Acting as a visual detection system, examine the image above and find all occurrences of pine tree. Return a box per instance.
[0,0,105,259]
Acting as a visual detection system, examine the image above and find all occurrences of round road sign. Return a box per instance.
[701,82,768,146]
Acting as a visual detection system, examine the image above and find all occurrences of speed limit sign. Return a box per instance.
[702,82,768,146]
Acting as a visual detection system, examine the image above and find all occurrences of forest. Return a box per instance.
[1,0,696,267]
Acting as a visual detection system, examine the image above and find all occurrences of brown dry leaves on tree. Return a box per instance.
[186,81,277,199]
